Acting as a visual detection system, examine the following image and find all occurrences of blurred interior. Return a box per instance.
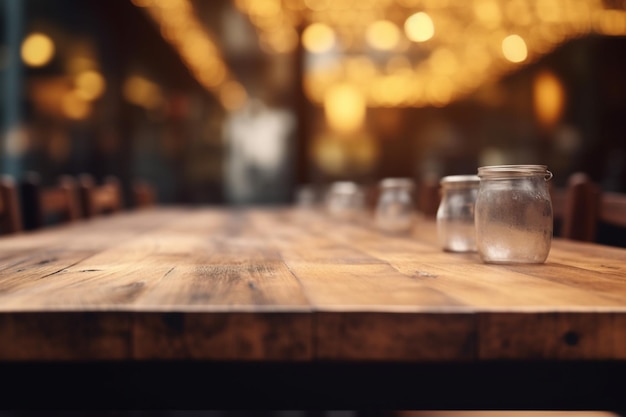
[1,0,626,207]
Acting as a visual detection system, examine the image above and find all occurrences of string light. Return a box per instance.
[235,0,626,107]
[131,0,246,109]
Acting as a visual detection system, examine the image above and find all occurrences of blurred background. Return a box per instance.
[1,0,626,206]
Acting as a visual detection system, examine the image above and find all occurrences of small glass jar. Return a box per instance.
[475,165,553,264]
[375,178,415,234]
[436,175,480,252]
[325,181,364,220]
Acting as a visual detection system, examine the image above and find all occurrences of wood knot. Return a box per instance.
[563,331,579,346]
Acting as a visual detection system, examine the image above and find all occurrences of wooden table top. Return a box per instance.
[1,206,625,362]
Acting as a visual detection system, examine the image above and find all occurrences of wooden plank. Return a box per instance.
[0,207,625,364]
[0,312,131,360]
[133,312,311,360]
[0,209,187,309]
[479,312,626,360]
[249,209,475,361]
[0,209,187,360]
[127,210,312,359]
[316,311,475,361]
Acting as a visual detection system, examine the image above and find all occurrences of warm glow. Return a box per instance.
[473,0,501,27]
[234,0,626,108]
[533,70,565,129]
[260,27,299,53]
[304,0,331,11]
[61,92,91,120]
[324,84,366,134]
[311,131,379,176]
[21,33,55,67]
[136,0,241,98]
[219,81,248,111]
[74,70,106,101]
[404,12,435,42]
[123,75,164,109]
[502,34,527,63]
[429,48,458,76]
[302,23,336,53]
[366,20,401,50]
[595,10,626,36]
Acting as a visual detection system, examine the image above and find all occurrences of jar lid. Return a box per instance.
[329,181,360,194]
[477,165,551,179]
[379,177,414,188]
[440,175,480,186]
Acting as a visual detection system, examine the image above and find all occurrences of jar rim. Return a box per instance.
[329,181,360,194]
[477,164,549,177]
[379,177,414,188]
[440,175,480,185]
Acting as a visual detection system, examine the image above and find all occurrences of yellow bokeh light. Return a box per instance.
[302,23,336,53]
[304,0,330,12]
[61,92,91,120]
[404,12,435,42]
[233,0,626,108]
[123,75,164,109]
[533,70,565,129]
[324,84,366,134]
[366,20,401,50]
[595,10,626,36]
[261,27,299,53]
[21,33,55,67]
[429,48,458,76]
[502,34,527,63]
[473,0,501,28]
[310,131,379,176]
[219,81,248,111]
[74,70,106,101]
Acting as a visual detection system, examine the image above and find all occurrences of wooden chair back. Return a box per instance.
[20,172,81,230]
[133,179,157,209]
[0,175,23,234]
[552,171,626,245]
[559,172,600,242]
[417,175,441,218]
[78,174,124,219]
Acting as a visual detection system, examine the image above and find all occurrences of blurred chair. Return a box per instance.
[417,175,441,218]
[20,172,81,230]
[78,174,124,219]
[552,171,626,246]
[553,172,600,242]
[132,179,157,209]
[0,175,23,235]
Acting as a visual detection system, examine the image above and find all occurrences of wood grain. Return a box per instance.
[0,207,625,361]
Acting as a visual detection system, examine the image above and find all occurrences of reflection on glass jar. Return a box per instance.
[375,178,415,234]
[475,165,553,264]
[436,175,480,252]
[325,181,364,220]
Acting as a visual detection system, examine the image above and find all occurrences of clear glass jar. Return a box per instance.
[325,181,364,220]
[436,175,480,252]
[375,178,415,234]
[475,165,553,264]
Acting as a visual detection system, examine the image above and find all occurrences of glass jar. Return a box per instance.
[325,181,364,220]
[436,175,480,252]
[375,178,415,234]
[475,165,553,264]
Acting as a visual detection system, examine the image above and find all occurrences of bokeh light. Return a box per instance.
[366,20,401,50]
[302,23,336,53]
[74,70,106,101]
[404,12,435,43]
[502,34,528,63]
[323,84,366,134]
[533,70,565,129]
[21,33,55,67]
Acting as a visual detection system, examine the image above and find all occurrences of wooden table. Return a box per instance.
[0,207,625,411]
